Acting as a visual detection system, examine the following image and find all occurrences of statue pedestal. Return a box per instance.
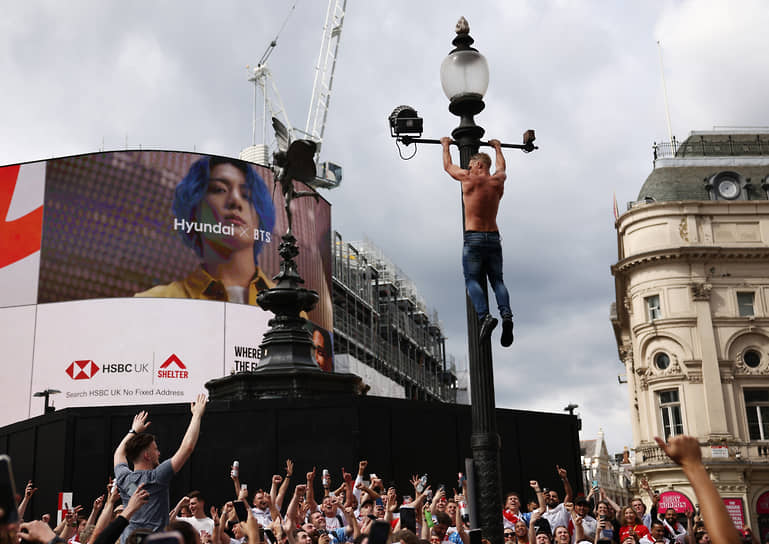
[206,369,361,401]
[206,231,360,401]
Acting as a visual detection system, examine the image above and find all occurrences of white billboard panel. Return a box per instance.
[0,306,36,425]
[32,298,226,410]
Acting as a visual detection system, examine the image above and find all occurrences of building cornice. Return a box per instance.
[612,246,769,275]
[617,200,769,229]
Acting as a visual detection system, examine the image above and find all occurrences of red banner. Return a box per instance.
[658,491,694,513]
[723,498,745,530]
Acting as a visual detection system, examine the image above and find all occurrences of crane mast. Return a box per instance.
[304,0,347,155]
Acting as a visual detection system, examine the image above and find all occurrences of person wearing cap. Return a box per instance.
[569,498,596,544]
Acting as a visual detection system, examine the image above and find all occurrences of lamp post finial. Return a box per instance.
[455,16,469,35]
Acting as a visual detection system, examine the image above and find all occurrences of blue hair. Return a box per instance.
[173,156,276,264]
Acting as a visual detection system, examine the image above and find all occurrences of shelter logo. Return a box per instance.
[158,353,188,379]
[65,360,100,380]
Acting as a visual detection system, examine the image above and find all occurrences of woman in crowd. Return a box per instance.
[594,501,619,544]
[618,507,649,543]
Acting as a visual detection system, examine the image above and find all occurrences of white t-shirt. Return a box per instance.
[178,516,215,536]
[251,507,272,528]
[542,503,569,533]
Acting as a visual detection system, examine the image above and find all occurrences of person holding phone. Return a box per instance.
[113,395,207,543]
[592,502,618,544]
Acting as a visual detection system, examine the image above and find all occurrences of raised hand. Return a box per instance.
[124,484,149,517]
[25,481,38,499]
[132,411,151,433]
[285,460,294,477]
[387,488,398,513]
[19,521,56,544]
[655,435,702,469]
[190,393,207,417]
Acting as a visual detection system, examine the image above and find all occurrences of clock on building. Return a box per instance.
[716,176,740,199]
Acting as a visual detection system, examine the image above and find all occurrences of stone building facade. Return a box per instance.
[611,131,769,537]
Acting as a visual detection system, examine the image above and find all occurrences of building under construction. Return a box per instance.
[331,232,458,402]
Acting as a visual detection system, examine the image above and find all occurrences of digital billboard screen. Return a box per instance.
[0,150,333,426]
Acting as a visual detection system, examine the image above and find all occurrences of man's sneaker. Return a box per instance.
[479,315,498,343]
[501,318,514,347]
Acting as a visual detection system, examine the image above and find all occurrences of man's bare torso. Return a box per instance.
[462,173,503,231]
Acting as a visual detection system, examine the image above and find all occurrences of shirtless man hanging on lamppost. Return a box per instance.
[441,137,514,347]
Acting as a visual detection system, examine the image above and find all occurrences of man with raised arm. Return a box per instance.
[655,435,740,544]
[441,137,514,346]
[113,393,208,542]
[541,465,573,534]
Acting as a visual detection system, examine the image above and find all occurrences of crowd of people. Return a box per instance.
[0,398,747,544]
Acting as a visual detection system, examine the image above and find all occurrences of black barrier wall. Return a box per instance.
[0,395,582,520]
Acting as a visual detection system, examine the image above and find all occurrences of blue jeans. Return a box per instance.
[462,231,512,320]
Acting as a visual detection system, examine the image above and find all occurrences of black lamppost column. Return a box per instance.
[441,22,502,544]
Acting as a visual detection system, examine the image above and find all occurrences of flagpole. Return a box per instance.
[657,40,674,151]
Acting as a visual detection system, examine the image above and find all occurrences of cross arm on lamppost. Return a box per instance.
[387,17,538,544]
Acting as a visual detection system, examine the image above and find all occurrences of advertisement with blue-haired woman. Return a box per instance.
[135,156,277,304]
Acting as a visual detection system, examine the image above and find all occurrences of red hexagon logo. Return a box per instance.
[65,360,99,380]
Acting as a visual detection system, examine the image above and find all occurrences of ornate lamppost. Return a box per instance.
[388,18,536,544]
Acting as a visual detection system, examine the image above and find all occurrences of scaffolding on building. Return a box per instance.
[332,232,457,402]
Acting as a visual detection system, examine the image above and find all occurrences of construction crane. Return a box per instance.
[240,3,297,167]
[240,0,346,189]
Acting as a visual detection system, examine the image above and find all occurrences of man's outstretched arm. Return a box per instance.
[656,435,739,544]
[441,137,467,180]
[170,393,208,473]
[489,139,507,182]
[114,411,151,468]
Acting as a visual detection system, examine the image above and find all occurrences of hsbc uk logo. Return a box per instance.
[65,359,153,380]
[66,360,99,380]
[158,354,188,379]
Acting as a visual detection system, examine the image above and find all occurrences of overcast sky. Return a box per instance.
[2,1,769,456]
